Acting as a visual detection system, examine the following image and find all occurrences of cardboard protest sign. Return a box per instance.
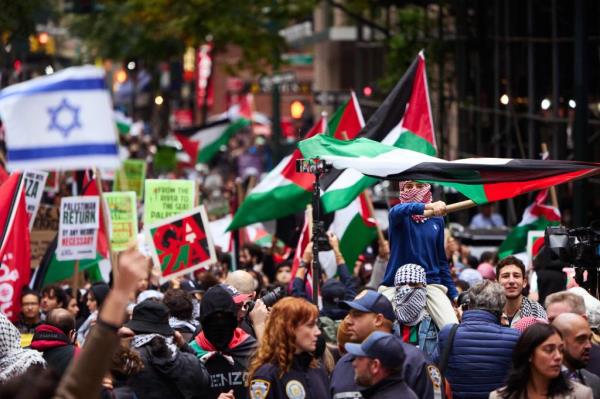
[114,159,147,199]
[104,192,138,251]
[56,196,100,261]
[145,206,216,283]
[30,205,59,268]
[143,179,195,225]
[23,170,48,230]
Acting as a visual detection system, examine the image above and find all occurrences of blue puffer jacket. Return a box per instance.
[434,310,520,399]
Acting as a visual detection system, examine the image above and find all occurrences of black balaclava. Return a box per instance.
[202,312,237,351]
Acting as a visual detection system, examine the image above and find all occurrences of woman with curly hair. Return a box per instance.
[490,323,592,399]
[247,297,328,399]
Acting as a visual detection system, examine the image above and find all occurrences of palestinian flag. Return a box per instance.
[497,190,561,259]
[0,173,31,321]
[319,51,436,213]
[289,209,314,296]
[31,171,110,288]
[299,135,600,204]
[114,110,132,135]
[330,192,377,268]
[174,117,251,164]
[227,94,363,231]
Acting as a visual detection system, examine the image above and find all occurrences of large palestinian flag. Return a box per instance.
[174,117,251,164]
[497,190,561,259]
[299,135,600,204]
[227,94,363,231]
[319,51,436,213]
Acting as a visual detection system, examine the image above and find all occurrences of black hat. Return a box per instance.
[200,285,237,324]
[321,280,346,307]
[90,282,110,309]
[124,300,174,336]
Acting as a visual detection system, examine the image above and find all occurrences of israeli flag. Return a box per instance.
[0,65,120,171]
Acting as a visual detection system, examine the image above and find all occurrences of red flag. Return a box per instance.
[82,171,110,258]
[0,173,31,321]
[0,164,9,186]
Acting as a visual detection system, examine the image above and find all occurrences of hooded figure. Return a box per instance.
[190,285,257,398]
[0,313,46,382]
[126,300,209,399]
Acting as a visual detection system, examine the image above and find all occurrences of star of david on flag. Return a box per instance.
[0,65,120,171]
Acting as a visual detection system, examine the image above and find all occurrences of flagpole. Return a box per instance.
[423,199,477,218]
[92,167,119,280]
[541,142,560,209]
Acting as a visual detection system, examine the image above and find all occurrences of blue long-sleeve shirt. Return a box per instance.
[383,203,458,299]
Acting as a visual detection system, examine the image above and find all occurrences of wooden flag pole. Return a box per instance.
[540,142,560,209]
[423,199,477,218]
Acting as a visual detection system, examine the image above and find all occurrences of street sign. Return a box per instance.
[259,71,296,92]
[313,91,352,106]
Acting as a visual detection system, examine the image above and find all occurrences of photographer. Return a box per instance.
[292,232,358,315]
[220,281,270,343]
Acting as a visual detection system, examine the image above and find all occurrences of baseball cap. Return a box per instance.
[340,290,396,321]
[219,283,252,304]
[345,331,406,369]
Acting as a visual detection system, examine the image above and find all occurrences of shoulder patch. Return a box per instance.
[427,364,442,389]
[285,379,306,399]
[250,379,271,399]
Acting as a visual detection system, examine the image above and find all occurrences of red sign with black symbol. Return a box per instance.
[145,206,216,283]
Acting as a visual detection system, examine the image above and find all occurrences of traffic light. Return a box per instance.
[362,85,373,97]
[290,100,305,119]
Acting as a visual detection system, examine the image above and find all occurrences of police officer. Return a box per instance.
[330,290,441,399]
[345,331,418,398]
[247,297,328,399]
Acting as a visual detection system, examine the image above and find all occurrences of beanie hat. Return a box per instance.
[477,262,496,280]
[394,264,427,287]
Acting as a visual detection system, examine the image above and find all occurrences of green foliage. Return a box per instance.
[69,0,316,70]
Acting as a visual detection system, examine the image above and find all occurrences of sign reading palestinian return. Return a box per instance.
[143,179,195,225]
[145,206,216,283]
[23,170,48,230]
[56,196,99,261]
[104,192,138,251]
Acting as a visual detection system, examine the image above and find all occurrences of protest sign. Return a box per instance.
[114,159,146,199]
[104,192,138,251]
[30,205,59,268]
[56,196,100,261]
[44,171,59,193]
[23,170,48,230]
[145,206,216,283]
[143,179,195,225]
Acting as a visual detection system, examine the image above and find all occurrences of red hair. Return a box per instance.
[247,297,319,380]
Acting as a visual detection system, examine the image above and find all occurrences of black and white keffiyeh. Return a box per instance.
[0,313,46,382]
[394,263,427,287]
[131,333,178,360]
[394,264,428,326]
[520,296,548,320]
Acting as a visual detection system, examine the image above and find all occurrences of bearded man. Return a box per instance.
[382,180,458,328]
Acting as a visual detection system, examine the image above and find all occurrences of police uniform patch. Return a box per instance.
[285,380,306,399]
[250,379,271,399]
[427,364,442,389]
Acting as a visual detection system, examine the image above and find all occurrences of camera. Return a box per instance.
[545,223,600,295]
[246,286,286,313]
[295,158,331,174]
[314,220,331,251]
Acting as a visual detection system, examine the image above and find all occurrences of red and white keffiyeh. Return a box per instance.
[399,181,432,223]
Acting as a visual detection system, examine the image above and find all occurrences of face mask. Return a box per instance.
[203,314,237,351]
[394,285,428,326]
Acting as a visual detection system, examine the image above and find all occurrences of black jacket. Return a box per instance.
[29,324,76,378]
[361,372,418,399]
[130,342,210,399]
[249,353,329,399]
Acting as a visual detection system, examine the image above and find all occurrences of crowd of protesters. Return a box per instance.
[3,174,600,399]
